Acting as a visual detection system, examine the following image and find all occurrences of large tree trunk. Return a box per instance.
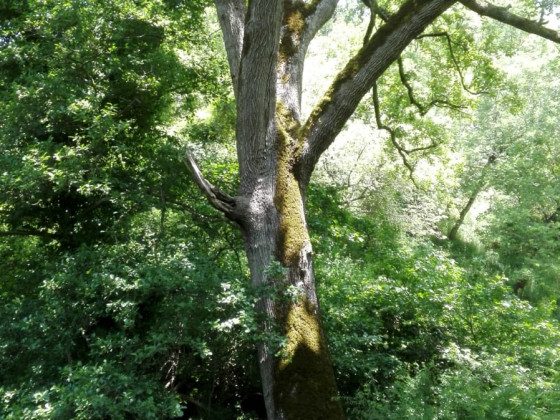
[241,187,343,419]
[219,1,345,417]
[233,2,344,416]
[192,0,457,418]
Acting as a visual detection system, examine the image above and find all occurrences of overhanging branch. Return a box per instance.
[363,4,468,115]
[296,0,456,187]
[459,0,560,44]
[417,31,488,95]
[372,82,419,187]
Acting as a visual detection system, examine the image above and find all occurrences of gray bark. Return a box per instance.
[214,0,246,97]
[210,1,459,418]
[459,0,560,43]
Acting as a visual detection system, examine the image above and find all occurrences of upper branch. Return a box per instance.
[296,0,456,187]
[459,0,560,43]
[214,0,247,98]
[300,0,339,55]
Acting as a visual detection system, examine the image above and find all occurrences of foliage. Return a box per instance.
[2,0,560,418]
[0,209,265,419]
[308,185,560,419]
[0,1,264,418]
[0,0,225,248]
[444,41,560,307]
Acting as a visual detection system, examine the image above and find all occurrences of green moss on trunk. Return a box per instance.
[274,299,344,419]
[279,0,318,62]
[273,103,344,419]
[275,103,308,266]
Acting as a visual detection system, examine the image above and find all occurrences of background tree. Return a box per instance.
[0,1,266,418]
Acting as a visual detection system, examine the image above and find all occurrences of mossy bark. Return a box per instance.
[274,297,343,419]
[267,105,343,419]
[209,2,457,418]
[206,0,558,417]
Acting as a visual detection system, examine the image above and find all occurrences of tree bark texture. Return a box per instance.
[199,0,560,417]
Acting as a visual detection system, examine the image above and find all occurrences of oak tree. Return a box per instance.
[186,0,560,418]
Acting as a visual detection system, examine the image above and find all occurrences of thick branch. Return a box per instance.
[459,0,560,43]
[182,151,238,219]
[276,0,338,120]
[362,6,466,116]
[300,0,339,53]
[296,0,456,187]
[214,0,247,97]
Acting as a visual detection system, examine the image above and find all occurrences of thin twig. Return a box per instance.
[397,57,468,116]
[417,31,489,95]
[372,82,419,187]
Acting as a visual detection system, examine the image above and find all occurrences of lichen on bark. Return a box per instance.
[279,0,318,62]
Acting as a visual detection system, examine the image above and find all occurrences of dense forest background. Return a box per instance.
[1,0,559,418]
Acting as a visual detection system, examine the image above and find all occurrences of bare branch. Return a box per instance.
[369,0,391,22]
[182,151,238,218]
[459,0,560,44]
[372,82,419,187]
[397,55,468,115]
[360,0,377,44]
[417,31,488,95]
[397,57,430,115]
[214,0,247,97]
[300,0,339,54]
